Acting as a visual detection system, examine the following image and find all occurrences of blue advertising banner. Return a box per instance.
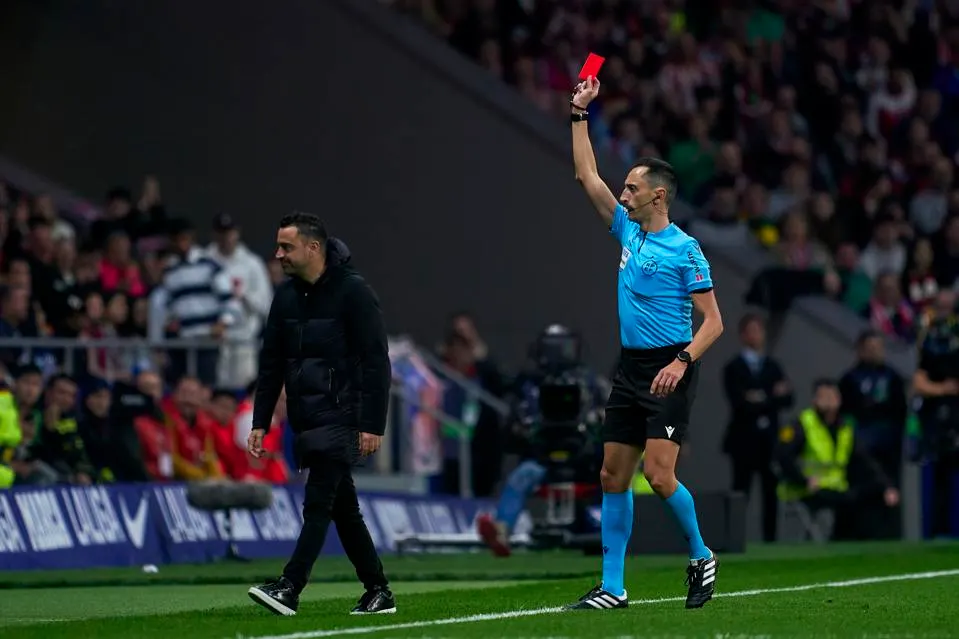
[0,483,494,571]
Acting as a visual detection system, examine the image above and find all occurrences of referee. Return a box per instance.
[564,77,725,611]
[246,212,396,617]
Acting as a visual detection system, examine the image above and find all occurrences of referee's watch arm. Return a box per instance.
[684,290,724,363]
[252,298,284,433]
[570,77,618,228]
[344,280,391,437]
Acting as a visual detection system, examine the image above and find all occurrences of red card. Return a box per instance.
[578,53,605,80]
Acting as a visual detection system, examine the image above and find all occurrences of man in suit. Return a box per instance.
[722,313,794,542]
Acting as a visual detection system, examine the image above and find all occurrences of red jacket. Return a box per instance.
[161,397,223,481]
[235,399,289,483]
[134,414,172,481]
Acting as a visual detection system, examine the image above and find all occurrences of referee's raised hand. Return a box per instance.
[651,359,689,397]
[571,75,600,109]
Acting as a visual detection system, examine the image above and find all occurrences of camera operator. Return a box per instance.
[912,290,959,537]
[476,325,606,557]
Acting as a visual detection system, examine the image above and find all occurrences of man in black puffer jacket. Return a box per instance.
[246,211,395,617]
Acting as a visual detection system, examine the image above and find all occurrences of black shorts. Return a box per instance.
[603,345,700,448]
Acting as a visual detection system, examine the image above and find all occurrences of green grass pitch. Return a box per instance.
[1,541,957,638]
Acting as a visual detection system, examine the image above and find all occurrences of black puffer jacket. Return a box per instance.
[252,239,390,460]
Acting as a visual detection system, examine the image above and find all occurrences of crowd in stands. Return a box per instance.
[0,177,287,489]
[391,0,959,343]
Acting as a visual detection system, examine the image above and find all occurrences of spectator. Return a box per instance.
[99,230,146,298]
[0,385,20,489]
[667,115,716,200]
[29,374,95,485]
[150,219,235,385]
[205,388,248,480]
[32,193,75,244]
[866,271,916,341]
[912,289,959,538]
[860,214,908,281]
[775,379,899,541]
[128,370,173,481]
[79,290,132,383]
[722,313,793,542]
[0,286,41,371]
[78,378,149,483]
[902,237,940,317]
[771,210,832,272]
[205,213,273,392]
[233,381,290,483]
[934,215,959,287]
[89,188,136,249]
[833,242,873,314]
[162,376,223,481]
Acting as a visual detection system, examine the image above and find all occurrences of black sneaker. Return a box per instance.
[564,585,628,610]
[685,554,718,609]
[350,586,397,615]
[248,577,299,616]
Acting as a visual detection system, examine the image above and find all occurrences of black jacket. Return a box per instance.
[252,239,391,450]
[722,353,793,456]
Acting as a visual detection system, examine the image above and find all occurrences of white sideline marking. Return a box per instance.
[240,569,959,639]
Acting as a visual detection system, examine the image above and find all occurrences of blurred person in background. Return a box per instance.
[78,377,149,483]
[839,330,907,539]
[234,381,289,483]
[437,330,505,498]
[0,382,21,488]
[902,237,940,317]
[776,379,900,541]
[163,376,223,481]
[130,370,174,481]
[860,214,908,282]
[866,271,916,341]
[206,213,273,393]
[29,373,95,485]
[0,286,41,371]
[476,324,605,557]
[722,313,793,542]
[98,230,146,298]
[912,289,959,538]
[832,242,873,314]
[205,388,249,480]
[150,218,236,386]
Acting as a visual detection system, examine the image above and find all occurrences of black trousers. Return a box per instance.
[730,452,778,543]
[282,455,388,592]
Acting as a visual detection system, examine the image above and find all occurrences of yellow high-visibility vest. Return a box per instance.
[632,453,655,494]
[778,408,853,501]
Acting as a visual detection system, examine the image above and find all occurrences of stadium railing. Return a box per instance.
[0,336,490,498]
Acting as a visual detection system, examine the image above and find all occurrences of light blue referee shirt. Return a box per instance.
[610,204,713,349]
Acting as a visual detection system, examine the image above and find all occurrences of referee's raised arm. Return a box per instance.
[570,76,618,228]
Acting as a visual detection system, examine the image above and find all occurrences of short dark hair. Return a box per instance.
[631,157,678,205]
[738,312,765,334]
[812,378,839,392]
[279,211,328,243]
[856,329,882,347]
[48,373,77,388]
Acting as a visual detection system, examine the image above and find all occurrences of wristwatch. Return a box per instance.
[676,350,693,364]
[570,111,588,123]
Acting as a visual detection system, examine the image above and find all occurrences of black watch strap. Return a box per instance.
[677,350,693,364]
[570,111,588,122]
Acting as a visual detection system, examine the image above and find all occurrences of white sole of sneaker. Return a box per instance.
[248,586,297,616]
[350,607,397,615]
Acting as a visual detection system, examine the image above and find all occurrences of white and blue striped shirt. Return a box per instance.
[159,247,235,338]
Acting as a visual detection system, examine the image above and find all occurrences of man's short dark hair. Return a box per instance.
[279,211,328,243]
[812,378,839,392]
[48,373,77,388]
[856,329,882,347]
[631,157,678,205]
[738,312,765,334]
